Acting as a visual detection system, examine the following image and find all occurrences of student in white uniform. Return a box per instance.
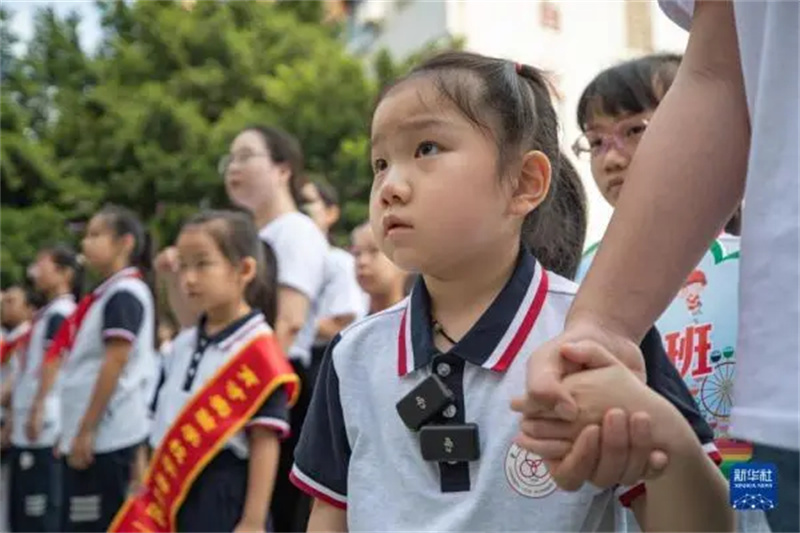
[519,3,798,531]
[7,246,81,532]
[293,51,731,532]
[112,210,299,533]
[573,53,768,533]
[30,205,155,533]
[0,285,34,533]
[350,222,408,315]
[157,127,328,532]
[301,180,365,378]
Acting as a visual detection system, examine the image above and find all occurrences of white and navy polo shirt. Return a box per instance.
[259,212,329,367]
[11,294,76,448]
[150,311,290,459]
[291,249,717,531]
[59,267,155,455]
[318,247,367,326]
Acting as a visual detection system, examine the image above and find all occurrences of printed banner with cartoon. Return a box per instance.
[578,235,751,476]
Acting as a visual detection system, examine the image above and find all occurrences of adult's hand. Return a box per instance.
[516,318,647,422]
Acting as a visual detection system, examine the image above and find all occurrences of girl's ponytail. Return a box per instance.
[521,152,587,280]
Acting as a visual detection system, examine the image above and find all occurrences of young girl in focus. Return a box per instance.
[112,210,298,533]
[291,51,731,532]
[31,206,155,533]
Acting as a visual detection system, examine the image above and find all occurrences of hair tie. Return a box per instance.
[515,62,523,75]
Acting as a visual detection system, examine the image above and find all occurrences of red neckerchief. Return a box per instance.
[43,268,142,364]
[0,323,32,366]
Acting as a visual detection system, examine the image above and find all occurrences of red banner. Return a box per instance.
[108,333,299,533]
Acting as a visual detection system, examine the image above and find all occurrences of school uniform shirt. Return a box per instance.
[291,248,719,532]
[1,322,31,431]
[659,0,799,450]
[149,311,290,458]
[10,295,76,448]
[318,247,368,325]
[259,212,329,368]
[58,267,155,455]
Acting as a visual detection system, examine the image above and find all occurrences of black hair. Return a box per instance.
[97,204,155,288]
[181,210,278,326]
[39,244,85,301]
[313,180,340,208]
[240,125,307,210]
[576,53,681,131]
[725,205,742,237]
[377,51,587,279]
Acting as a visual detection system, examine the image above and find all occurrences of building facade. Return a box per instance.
[344,0,689,245]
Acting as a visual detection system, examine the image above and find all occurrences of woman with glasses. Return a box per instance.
[573,53,766,533]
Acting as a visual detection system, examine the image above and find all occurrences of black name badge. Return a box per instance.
[396,375,454,431]
[419,424,480,462]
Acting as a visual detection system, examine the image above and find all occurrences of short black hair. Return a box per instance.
[313,180,340,208]
[576,53,681,131]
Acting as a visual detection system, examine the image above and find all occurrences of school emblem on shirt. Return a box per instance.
[505,443,557,498]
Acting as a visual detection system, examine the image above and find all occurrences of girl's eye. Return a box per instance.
[372,158,388,174]
[414,141,440,158]
[626,124,647,137]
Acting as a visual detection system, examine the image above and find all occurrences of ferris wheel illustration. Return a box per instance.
[700,361,736,418]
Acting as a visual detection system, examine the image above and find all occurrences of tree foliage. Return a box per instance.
[1,1,461,286]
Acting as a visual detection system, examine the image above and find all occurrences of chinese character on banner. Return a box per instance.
[210,394,232,418]
[145,502,167,528]
[162,456,178,479]
[169,439,188,465]
[195,407,218,433]
[237,364,260,388]
[225,379,247,402]
[181,424,202,448]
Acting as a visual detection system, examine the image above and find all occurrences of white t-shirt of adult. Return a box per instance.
[259,211,329,368]
[318,247,368,323]
[659,0,799,450]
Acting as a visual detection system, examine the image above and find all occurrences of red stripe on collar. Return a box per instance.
[488,270,549,372]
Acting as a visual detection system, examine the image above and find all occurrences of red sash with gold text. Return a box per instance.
[108,333,299,533]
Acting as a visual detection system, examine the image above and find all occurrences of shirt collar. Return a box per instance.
[397,248,549,377]
[94,267,141,296]
[197,310,264,352]
[33,294,75,324]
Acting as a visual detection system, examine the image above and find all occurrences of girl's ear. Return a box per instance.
[509,150,551,217]
[118,233,136,261]
[240,256,257,285]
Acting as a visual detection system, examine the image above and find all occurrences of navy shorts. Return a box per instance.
[61,444,137,533]
[9,446,62,532]
[176,449,273,532]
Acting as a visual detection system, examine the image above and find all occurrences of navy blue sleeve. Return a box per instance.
[289,334,349,509]
[247,385,290,439]
[102,290,145,343]
[44,313,66,342]
[640,327,716,450]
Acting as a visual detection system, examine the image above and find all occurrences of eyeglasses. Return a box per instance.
[217,151,270,176]
[571,118,649,160]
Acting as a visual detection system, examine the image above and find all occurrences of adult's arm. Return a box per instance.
[569,0,750,343]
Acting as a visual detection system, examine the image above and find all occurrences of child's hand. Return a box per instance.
[25,400,45,443]
[514,341,670,490]
[154,247,179,274]
[68,428,95,470]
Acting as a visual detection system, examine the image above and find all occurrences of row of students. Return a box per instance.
[0,206,158,533]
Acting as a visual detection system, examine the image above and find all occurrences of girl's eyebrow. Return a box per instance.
[371,117,451,148]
